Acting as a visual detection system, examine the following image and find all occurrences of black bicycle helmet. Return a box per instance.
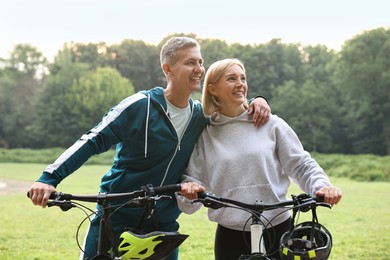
[118,230,189,260]
[279,221,332,260]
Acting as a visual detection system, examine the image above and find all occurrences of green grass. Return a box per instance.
[1,149,389,182]
[0,148,117,165]
[1,163,390,259]
[312,153,390,182]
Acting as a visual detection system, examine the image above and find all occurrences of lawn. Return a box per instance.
[0,163,389,259]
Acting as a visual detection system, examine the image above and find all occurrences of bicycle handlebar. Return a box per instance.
[148,183,182,194]
[195,192,329,212]
[27,183,182,203]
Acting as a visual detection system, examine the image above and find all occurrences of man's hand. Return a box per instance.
[29,182,56,208]
[248,97,271,127]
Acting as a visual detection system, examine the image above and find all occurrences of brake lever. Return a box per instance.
[293,194,332,212]
[47,200,74,211]
[124,195,173,208]
[316,202,332,209]
[141,195,172,202]
[155,195,172,201]
[193,198,227,209]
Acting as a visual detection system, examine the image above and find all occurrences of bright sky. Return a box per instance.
[1,0,389,60]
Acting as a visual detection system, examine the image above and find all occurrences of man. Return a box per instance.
[28,37,270,260]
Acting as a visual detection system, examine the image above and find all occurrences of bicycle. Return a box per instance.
[28,184,188,260]
[194,192,333,260]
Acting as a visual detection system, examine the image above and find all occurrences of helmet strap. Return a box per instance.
[309,205,320,244]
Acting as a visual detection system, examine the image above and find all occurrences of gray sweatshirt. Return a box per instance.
[177,111,332,231]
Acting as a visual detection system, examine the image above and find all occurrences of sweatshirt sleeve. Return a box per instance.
[175,185,203,215]
[37,128,117,187]
[276,119,332,196]
[37,93,147,187]
[176,138,210,214]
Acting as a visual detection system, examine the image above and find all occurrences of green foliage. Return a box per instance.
[29,49,90,147]
[109,39,160,91]
[199,38,231,68]
[1,28,389,154]
[0,51,43,148]
[0,70,17,148]
[312,153,390,182]
[66,67,135,132]
[271,45,342,153]
[7,44,47,77]
[335,27,390,155]
[272,80,336,152]
[67,42,110,69]
[29,50,134,148]
[243,39,305,99]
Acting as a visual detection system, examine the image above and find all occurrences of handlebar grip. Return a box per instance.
[152,184,182,194]
[49,192,61,199]
[27,191,61,199]
[313,196,324,203]
[197,191,206,199]
[196,191,216,199]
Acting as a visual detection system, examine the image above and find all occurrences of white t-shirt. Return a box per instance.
[165,98,191,138]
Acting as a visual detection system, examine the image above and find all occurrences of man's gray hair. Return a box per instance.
[160,37,200,65]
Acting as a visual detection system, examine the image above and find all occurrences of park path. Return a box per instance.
[0,178,32,195]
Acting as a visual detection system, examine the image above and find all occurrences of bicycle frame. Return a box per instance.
[195,192,330,260]
[28,184,182,260]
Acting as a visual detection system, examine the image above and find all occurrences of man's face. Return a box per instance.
[169,46,205,92]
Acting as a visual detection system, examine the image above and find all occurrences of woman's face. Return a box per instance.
[210,64,247,116]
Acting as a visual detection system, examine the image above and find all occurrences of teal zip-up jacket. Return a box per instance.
[38,86,209,224]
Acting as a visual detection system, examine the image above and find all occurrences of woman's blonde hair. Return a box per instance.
[202,58,248,116]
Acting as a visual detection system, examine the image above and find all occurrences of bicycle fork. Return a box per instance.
[250,215,266,255]
[94,200,119,259]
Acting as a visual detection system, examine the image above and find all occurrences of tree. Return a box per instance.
[7,44,47,78]
[66,67,135,135]
[242,39,305,100]
[0,69,16,148]
[271,44,341,153]
[0,44,46,148]
[1,31,388,154]
[272,80,335,152]
[32,47,135,148]
[109,40,159,92]
[30,49,90,147]
[67,41,110,69]
[335,27,390,154]
[199,38,231,68]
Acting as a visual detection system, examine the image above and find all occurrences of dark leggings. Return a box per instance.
[214,218,292,260]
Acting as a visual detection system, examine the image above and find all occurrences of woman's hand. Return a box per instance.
[180,182,205,200]
[316,186,342,206]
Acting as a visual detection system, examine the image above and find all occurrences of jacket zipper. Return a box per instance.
[159,102,194,186]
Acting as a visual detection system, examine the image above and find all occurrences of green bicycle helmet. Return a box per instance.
[279,222,332,260]
[118,230,189,260]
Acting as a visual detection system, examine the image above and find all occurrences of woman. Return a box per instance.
[179,58,342,260]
